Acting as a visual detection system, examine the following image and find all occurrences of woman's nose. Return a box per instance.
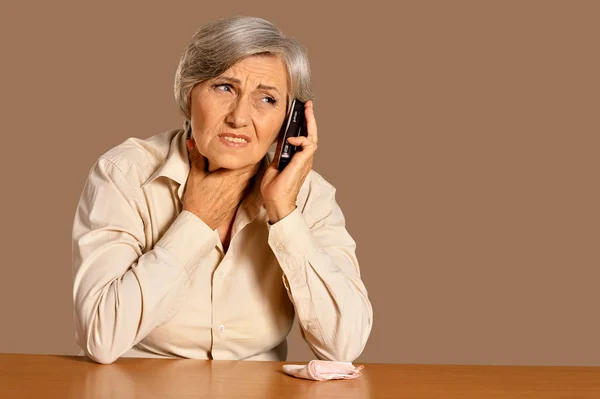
[225,98,250,128]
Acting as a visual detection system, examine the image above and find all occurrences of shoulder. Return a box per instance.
[90,129,180,187]
[99,129,178,173]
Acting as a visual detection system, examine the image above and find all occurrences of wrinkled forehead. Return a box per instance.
[221,55,289,90]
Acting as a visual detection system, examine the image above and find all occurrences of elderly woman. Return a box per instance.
[72,16,373,365]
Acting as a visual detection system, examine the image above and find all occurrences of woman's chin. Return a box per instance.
[207,156,253,172]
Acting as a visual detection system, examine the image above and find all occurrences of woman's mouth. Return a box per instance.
[218,133,250,148]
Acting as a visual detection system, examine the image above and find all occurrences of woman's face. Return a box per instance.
[189,55,289,171]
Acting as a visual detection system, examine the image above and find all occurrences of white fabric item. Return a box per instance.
[283,360,364,381]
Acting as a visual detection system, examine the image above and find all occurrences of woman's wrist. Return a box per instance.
[265,201,296,224]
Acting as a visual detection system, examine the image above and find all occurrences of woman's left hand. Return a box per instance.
[260,100,318,224]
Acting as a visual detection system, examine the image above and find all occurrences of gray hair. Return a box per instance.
[174,16,313,119]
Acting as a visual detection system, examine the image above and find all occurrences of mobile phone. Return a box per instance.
[275,99,307,171]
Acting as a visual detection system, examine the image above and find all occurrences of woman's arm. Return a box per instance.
[267,173,373,362]
[72,157,218,364]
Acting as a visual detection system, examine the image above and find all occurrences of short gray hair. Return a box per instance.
[174,16,313,119]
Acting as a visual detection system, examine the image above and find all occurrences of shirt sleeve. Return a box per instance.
[72,157,219,364]
[267,175,373,362]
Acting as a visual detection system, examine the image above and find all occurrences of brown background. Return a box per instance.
[0,1,598,366]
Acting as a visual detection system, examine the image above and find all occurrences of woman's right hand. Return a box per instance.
[182,138,259,230]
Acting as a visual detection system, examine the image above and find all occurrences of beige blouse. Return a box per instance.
[71,128,373,364]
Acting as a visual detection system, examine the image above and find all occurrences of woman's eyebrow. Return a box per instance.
[216,76,241,85]
[218,76,280,94]
[256,84,280,94]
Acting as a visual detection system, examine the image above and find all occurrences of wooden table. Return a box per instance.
[1,354,600,398]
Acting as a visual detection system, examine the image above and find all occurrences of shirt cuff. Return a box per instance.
[155,210,219,275]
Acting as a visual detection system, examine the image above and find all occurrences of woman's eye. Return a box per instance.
[262,96,277,105]
[215,84,232,93]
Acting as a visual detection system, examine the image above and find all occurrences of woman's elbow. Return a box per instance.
[320,317,373,362]
[78,336,122,364]
[338,306,373,361]
[334,331,371,362]
[76,326,123,365]
[85,349,120,365]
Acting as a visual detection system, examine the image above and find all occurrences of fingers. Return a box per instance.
[287,136,317,156]
[304,100,318,145]
[283,136,317,172]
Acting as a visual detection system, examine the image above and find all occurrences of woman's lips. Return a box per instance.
[218,133,251,148]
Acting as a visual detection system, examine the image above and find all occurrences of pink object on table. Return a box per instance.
[282,360,364,381]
